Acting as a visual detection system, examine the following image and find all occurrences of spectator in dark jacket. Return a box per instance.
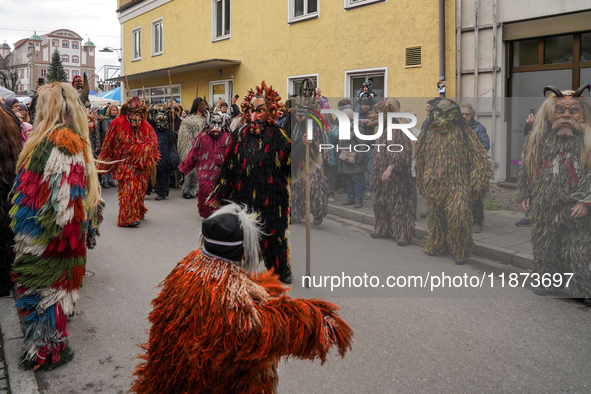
[338,109,367,208]
[100,104,119,189]
[461,103,490,233]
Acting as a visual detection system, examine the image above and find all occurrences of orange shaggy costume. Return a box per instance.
[131,249,353,394]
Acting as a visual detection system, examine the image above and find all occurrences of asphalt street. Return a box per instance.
[34,187,591,393]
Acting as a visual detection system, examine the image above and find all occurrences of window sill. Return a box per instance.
[345,0,386,11]
[132,58,142,62]
[152,52,163,57]
[288,13,319,25]
[212,35,231,43]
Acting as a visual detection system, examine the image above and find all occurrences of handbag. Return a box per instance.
[338,150,358,164]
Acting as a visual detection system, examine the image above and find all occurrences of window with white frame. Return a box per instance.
[62,55,69,62]
[345,68,387,99]
[72,42,79,49]
[212,0,230,41]
[289,0,318,23]
[72,70,79,77]
[345,0,385,10]
[62,41,69,48]
[132,27,142,61]
[52,40,59,47]
[72,56,79,63]
[130,84,181,105]
[287,74,318,96]
[20,69,24,78]
[152,18,163,56]
[41,69,47,77]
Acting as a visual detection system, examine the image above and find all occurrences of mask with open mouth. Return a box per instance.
[125,96,144,130]
[427,99,461,135]
[241,81,282,136]
[208,114,224,138]
[543,85,590,138]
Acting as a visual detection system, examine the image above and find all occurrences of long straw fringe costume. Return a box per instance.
[98,116,159,226]
[518,135,591,297]
[516,84,591,298]
[370,125,415,240]
[130,249,353,394]
[10,125,103,366]
[177,114,206,198]
[416,101,491,259]
[289,118,329,221]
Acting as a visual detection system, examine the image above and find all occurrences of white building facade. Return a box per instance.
[457,0,591,182]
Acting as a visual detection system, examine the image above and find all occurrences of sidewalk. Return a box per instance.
[327,191,533,270]
[0,296,39,394]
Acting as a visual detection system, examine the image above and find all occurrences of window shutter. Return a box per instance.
[405,46,422,67]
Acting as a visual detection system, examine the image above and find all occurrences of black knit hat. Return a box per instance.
[202,213,244,261]
[361,98,372,106]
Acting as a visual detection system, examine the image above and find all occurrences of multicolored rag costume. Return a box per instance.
[147,107,179,199]
[98,97,159,227]
[369,99,415,241]
[178,114,231,218]
[131,203,352,394]
[208,81,292,283]
[517,84,591,298]
[177,103,207,199]
[10,124,103,368]
[286,98,329,223]
[416,98,491,260]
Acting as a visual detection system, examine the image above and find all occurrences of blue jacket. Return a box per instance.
[324,124,339,167]
[468,119,490,150]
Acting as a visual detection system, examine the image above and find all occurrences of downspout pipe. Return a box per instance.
[439,0,446,97]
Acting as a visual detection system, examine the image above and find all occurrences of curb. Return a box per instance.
[0,297,39,394]
[327,204,534,271]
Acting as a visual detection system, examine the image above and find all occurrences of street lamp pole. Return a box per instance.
[98,47,122,63]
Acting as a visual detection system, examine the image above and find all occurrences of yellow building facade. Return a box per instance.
[116,0,456,106]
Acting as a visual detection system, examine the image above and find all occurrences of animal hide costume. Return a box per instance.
[147,107,179,199]
[517,84,591,298]
[208,81,292,283]
[177,111,207,199]
[0,105,21,296]
[98,97,159,227]
[415,98,491,260]
[369,99,415,241]
[10,124,103,368]
[131,204,353,394]
[178,113,231,218]
[286,98,329,223]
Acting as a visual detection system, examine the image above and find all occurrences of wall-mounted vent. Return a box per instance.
[405,46,422,67]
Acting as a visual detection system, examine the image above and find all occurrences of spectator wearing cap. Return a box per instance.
[20,122,33,145]
[5,98,19,111]
[19,103,30,123]
[355,80,377,106]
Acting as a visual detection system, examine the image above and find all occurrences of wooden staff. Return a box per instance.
[141,79,146,106]
[305,119,312,287]
[124,74,130,99]
[195,74,200,98]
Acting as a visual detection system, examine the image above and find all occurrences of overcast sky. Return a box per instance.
[2,0,121,80]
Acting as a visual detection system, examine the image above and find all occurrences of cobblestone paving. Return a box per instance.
[0,329,10,394]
